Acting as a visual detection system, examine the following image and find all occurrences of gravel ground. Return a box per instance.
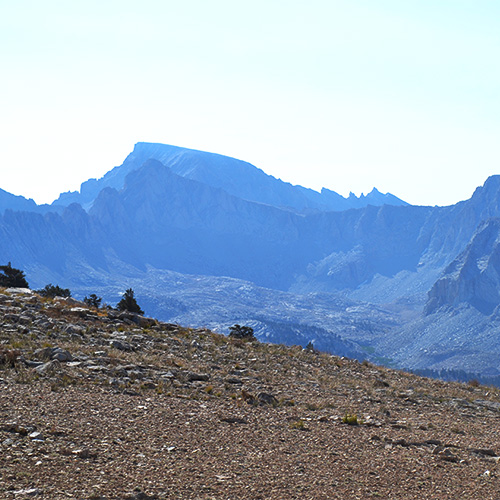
[2,289,500,499]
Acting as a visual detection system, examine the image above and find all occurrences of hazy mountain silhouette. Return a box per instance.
[54,142,408,213]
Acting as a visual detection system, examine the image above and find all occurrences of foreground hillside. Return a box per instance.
[2,288,500,499]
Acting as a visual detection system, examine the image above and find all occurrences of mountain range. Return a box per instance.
[54,143,408,213]
[2,142,500,382]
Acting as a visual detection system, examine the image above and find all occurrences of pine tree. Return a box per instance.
[37,284,71,298]
[84,294,102,308]
[0,262,29,288]
[228,324,255,340]
[116,288,144,315]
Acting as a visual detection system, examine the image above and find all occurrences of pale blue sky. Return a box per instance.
[1,1,499,206]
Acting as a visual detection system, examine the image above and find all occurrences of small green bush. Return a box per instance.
[289,419,308,431]
[342,413,361,425]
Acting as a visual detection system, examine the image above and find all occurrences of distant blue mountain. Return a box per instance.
[0,188,64,215]
[0,188,38,214]
[53,142,408,212]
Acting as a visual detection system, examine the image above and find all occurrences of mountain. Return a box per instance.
[52,159,437,294]
[2,143,500,381]
[0,188,38,214]
[370,216,500,377]
[54,142,408,213]
[425,217,500,315]
[0,188,65,216]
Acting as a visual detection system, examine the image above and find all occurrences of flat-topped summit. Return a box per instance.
[53,142,407,213]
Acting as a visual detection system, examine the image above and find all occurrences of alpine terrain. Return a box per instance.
[1,142,500,382]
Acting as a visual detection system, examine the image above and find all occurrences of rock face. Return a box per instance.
[425,218,500,315]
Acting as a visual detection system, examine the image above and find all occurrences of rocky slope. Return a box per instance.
[2,288,500,499]
[371,218,500,378]
[66,267,401,360]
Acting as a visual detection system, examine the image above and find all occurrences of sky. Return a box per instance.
[1,0,500,207]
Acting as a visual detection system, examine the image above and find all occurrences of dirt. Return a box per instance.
[2,288,500,499]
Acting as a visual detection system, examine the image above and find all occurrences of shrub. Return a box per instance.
[228,324,255,340]
[305,341,317,352]
[289,419,308,431]
[37,284,71,298]
[116,288,144,315]
[0,262,29,288]
[0,347,20,368]
[84,294,102,308]
[342,413,361,425]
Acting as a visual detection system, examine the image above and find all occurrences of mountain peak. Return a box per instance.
[50,143,408,213]
[470,175,500,203]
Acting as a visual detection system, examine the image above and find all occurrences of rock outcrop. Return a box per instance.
[425,218,500,315]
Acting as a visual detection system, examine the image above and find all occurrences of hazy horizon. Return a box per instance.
[2,140,491,209]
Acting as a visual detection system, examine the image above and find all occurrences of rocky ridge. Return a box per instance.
[3,288,500,498]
